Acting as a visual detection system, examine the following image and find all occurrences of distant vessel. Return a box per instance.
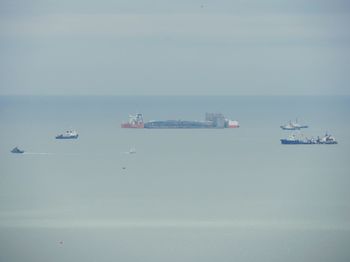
[317,133,338,144]
[56,130,79,139]
[280,134,315,144]
[280,119,308,130]
[122,113,239,129]
[11,147,24,153]
[281,133,337,145]
[121,114,144,128]
[128,148,136,154]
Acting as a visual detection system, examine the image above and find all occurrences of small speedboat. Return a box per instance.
[11,147,24,154]
[56,130,79,139]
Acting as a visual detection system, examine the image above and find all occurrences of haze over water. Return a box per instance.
[0,95,349,261]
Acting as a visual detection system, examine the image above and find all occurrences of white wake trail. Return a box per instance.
[23,152,54,155]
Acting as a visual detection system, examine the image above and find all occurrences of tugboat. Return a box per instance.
[280,134,315,144]
[280,119,308,130]
[55,130,79,139]
[11,147,24,153]
[317,133,338,144]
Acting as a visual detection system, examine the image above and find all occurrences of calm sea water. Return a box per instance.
[0,96,349,262]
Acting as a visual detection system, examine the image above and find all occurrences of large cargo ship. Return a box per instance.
[144,120,214,129]
[121,113,239,129]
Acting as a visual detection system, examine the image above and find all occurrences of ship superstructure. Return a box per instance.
[317,133,338,144]
[121,113,144,128]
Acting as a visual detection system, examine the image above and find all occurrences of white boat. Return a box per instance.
[56,130,79,139]
[280,119,308,130]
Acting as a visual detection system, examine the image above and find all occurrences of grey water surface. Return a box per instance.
[0,96,349,262]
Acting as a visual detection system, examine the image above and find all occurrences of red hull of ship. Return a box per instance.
[121,123,144,128]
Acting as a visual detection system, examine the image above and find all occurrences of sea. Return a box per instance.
[0,95,349,262]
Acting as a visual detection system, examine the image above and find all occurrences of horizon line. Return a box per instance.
[0,94,349,97]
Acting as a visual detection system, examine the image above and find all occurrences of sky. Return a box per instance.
[0,0,350,96]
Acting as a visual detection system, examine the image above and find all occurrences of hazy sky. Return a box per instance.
[1,0,350,95]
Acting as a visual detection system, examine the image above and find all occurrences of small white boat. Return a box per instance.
[56,130,79,139]
[280,119,308,130]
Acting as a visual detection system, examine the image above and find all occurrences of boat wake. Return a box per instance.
[23,152,54,155]
[23,152,81,156]
[122,149,136,155]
